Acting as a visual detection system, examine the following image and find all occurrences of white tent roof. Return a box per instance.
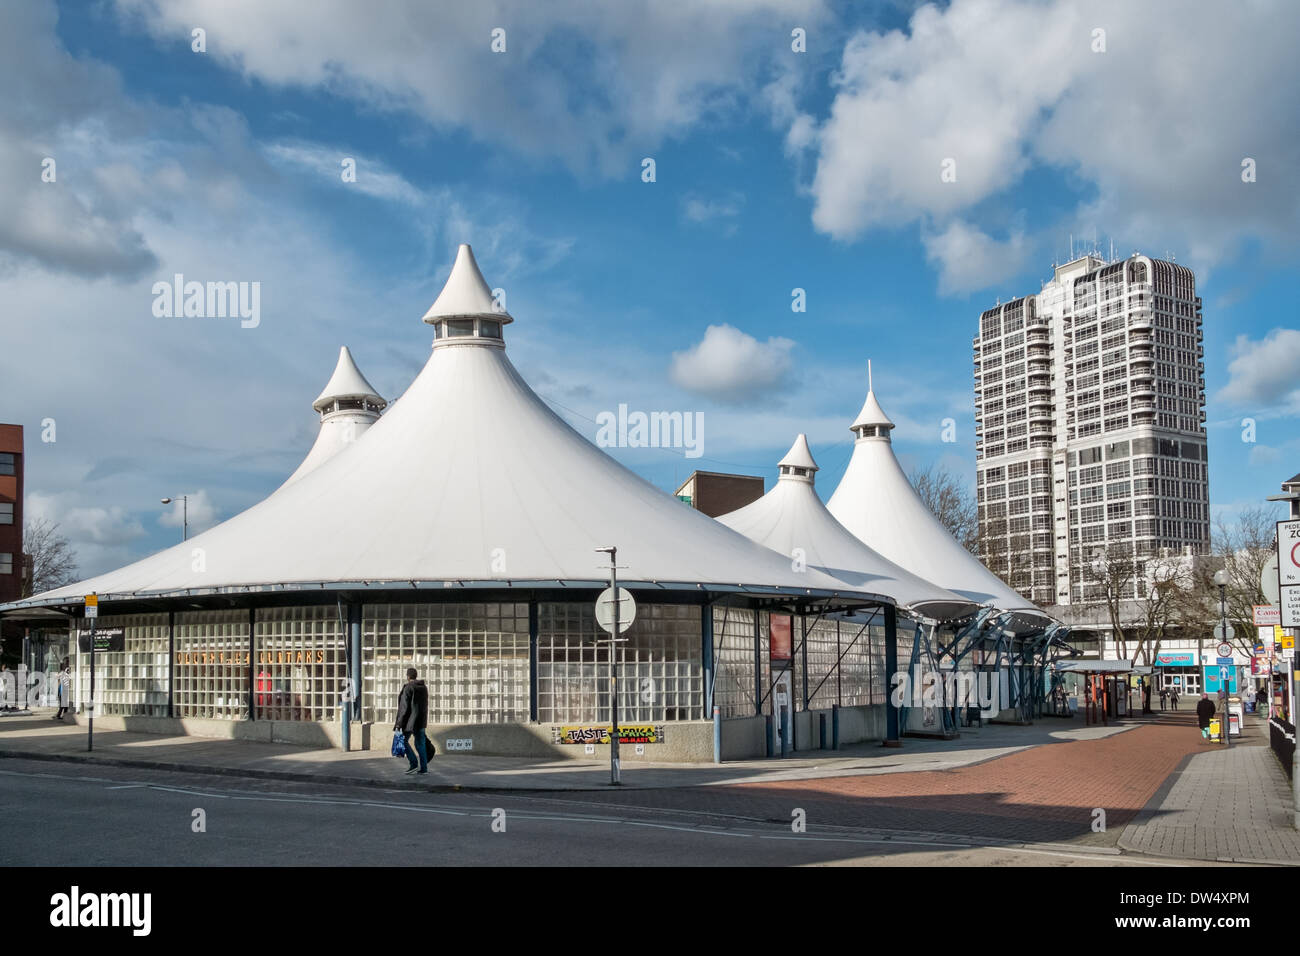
[311,346,385,412]
[718,436,979,621]
[826,384,1043,615]
[282,347,386,488]
[777,433,818,471]
[421,244,512,324]
[21,247,870,605]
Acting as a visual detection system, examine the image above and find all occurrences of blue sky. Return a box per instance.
[1,0,1297,576]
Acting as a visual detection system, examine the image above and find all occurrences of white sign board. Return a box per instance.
[595,586,636,634]
[1253,605,1281,626]
[1279,520,1300,586]
[1282,585,1300,629]
[1262,554,1280,604]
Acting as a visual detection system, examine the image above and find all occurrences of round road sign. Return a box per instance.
[1261,554,1280,605]
[595,587,636,634]
[1217,640,1233,658]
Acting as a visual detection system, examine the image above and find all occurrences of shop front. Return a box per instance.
[1153,650,1201,696]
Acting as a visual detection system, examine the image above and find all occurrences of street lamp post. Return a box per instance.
[1213,569,1229,746]
[161,496,188,541]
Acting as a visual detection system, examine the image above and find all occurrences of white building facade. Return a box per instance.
[974,253,1210,610]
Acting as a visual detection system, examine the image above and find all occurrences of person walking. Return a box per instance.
[1195,692,1216,740]
[1170,688,1180,711]
[394,667,429,775]
[55,659,71,720]
[1159,687,1168,711]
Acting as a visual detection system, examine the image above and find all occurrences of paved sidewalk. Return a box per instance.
[0,709,1131,793]
[1119,719,1300,865]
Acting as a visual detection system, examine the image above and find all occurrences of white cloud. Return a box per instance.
[113,0,830,176]
[922,219,1031,296]
[670,324,795,404]
[681,192,744,233]
[158,490,219,536]
[1218,328,1300,410]
[800,0,1300,275]
[25,492,147,579]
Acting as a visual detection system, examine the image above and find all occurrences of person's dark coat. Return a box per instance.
[395,680,429,733]
[1195,696,1215,729]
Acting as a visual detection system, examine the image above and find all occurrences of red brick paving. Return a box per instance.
[545,712,1217,844]
[744,712,1209,827]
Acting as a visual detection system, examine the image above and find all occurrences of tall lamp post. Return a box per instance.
[1213,569,1230,745]
[161,496,188,541]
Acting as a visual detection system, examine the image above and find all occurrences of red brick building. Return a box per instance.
[0,424,23,604]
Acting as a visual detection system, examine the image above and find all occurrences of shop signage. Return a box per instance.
[1154,652,1194,666]
[76,628,124,652]
[1253,605,1280,626]
[554,725,665,745]
[176,649,328,666]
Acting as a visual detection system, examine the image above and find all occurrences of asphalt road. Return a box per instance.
[0,758,1198,867]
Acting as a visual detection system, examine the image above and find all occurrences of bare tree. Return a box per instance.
[1073,542,1140,660]
[1195,504,1283,656]
[22,517,79,597]
[909,463,978,554]
[1070,544,1201,665]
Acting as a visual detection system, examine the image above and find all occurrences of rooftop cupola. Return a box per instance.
[311,346,387,421]
[850,360,895,441]
[777,433,819,484]
[422,243,513,348]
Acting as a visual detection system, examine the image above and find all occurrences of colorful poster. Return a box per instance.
[770,614,792,662]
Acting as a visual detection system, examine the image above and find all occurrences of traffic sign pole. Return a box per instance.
[85,593,97,753]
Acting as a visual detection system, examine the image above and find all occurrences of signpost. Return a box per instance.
[1279,520,1300,627]
[84,593,96,752]
[594,549,634,786]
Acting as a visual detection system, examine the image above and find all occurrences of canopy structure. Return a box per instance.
[280,346,387,488]
[826,374,1045,620]
[12,245,874,608]
[717,435,979,622]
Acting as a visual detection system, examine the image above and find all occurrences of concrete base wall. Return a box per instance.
[73,706,891,762]
[388,721,717,762]
[73,714,371,750]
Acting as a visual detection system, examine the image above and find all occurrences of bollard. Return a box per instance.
[765,713,774,758]
[819,712,827,751]
[832,704,840,750]
[712,704,721,764]
[780,708,789,758]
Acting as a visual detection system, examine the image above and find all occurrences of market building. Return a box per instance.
[1,246,925,760]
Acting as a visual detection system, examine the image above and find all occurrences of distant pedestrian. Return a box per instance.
[1195,693,1216,740]
[394,667,429,775]
[1159,687,1168,710]
[55,659,71,720]
[1170,688,1179,710]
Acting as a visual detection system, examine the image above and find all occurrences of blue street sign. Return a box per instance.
[1217,657,1234,666]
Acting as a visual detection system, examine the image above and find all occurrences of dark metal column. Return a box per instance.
[752,608,762,716]
[528,598,539,722]
[701,597,714,720]
[884,603,901,747]
[349,602,362,722]
[167,610,175,718]
[247,607,256,721]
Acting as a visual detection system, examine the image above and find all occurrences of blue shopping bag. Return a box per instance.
[391,730,407,758]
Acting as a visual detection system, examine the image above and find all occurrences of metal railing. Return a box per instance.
[1271,717,1295,781]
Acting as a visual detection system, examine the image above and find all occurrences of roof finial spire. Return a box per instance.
[868,358,874,394]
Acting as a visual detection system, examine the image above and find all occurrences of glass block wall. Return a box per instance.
[255,606,347,722]
[363,603,531,726]
[71,613,168,716]
[173,609,250,719]
[536,601,701,724]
